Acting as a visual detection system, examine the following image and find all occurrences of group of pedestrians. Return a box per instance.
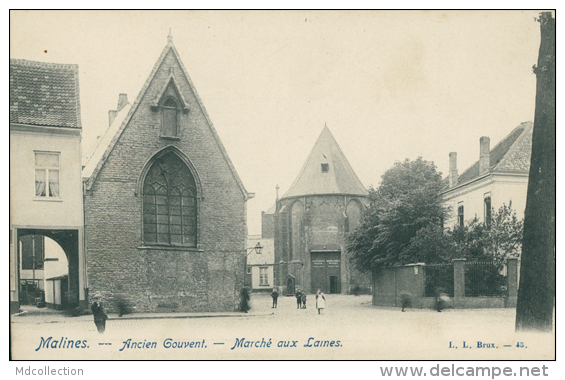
[270,288,325,314]
[240,286,326,314]
[295,289,307,309]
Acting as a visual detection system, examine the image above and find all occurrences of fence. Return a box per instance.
[372,257,519,309]
[464,261,507,297]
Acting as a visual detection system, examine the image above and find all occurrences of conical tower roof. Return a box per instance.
[281,125,368,199]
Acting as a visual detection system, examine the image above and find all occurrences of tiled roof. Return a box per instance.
[281,126,368,199]
[443,121,533,191]
[10,59,81,129]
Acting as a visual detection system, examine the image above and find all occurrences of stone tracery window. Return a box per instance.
[143,153,196,246]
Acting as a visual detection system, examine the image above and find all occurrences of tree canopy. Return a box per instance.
[347,157,524,273]
[347,157,447,272]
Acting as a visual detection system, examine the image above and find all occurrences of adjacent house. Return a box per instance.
[442,121,533,228]
[10,59,85,313]
[245,235,274,292]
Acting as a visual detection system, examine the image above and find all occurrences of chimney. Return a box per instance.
[117,93,129,112]
[108,94,129,126]
[449,152,458,187]
[479,136,490,175]
[108,110,118,126]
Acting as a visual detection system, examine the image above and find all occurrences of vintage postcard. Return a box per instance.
[9,10,555,366]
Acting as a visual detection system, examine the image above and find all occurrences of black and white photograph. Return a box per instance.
[9,9,555,369]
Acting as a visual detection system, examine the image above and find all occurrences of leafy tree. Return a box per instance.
[450,202,523,266]
[401,223,455,264]
[347,157,447,272]
[487,202,523,264]
[450,218,492,261]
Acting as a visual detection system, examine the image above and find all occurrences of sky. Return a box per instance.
[10,10,543,235]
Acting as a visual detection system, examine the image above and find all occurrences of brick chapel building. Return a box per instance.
[82,35,250,313]
[268,126,371,295]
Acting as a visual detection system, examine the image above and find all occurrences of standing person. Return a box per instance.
[271,288,279,308]
[91,300,108,333]
[240,287,250,313]
[295,289,302,309]
[315,289,326,315]
[301,291,307,309]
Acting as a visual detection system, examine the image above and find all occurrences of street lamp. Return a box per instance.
[246,242,263,256]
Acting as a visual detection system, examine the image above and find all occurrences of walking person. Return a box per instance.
[271,288,279,308]
[91,300,108,333]
[315,289,326,315]
[434,287,447,312]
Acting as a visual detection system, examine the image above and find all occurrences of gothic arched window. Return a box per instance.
[143,153,196,246]
[162,97,179,137]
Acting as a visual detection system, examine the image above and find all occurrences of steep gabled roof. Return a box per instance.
[443,121,533,191]
[10,59,81,129]
[281,126,368,199]
[82,36,249,200]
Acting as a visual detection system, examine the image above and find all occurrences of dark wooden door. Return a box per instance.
[311,251,341,294]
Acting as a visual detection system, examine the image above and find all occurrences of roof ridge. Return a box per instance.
[10,58,79,70]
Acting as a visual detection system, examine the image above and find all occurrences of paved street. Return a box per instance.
[11,294,554,360]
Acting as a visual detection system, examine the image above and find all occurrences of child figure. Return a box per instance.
[271,288,279,308]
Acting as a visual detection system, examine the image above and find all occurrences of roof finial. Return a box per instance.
[167,28,173,43]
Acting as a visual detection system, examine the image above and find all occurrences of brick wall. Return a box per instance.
[84,48,247,313]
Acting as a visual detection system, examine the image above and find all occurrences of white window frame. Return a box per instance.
[259,266,269,286]
[34,151,61,199]
[457,201,464,227]
[484,192,492,227]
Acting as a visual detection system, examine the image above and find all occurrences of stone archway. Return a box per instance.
[16,229,80,312]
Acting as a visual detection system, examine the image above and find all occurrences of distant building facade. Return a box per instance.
[10,59,85,313]
[82,35,250,313]
[267,126,371,295]
[442,122,533,228]
[245,235,274,292]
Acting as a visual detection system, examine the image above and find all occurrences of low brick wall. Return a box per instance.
[372,258,519,309]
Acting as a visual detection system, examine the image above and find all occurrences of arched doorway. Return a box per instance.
[285,275,295,296]
[16,229,79,312]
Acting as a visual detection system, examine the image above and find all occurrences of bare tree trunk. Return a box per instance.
[515,12,555,332]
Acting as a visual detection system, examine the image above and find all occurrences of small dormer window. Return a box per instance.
[162,97,178,137]
[151,76,189,138]
[321,163,329,173]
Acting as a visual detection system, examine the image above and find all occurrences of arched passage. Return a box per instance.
[16,229,79,311]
